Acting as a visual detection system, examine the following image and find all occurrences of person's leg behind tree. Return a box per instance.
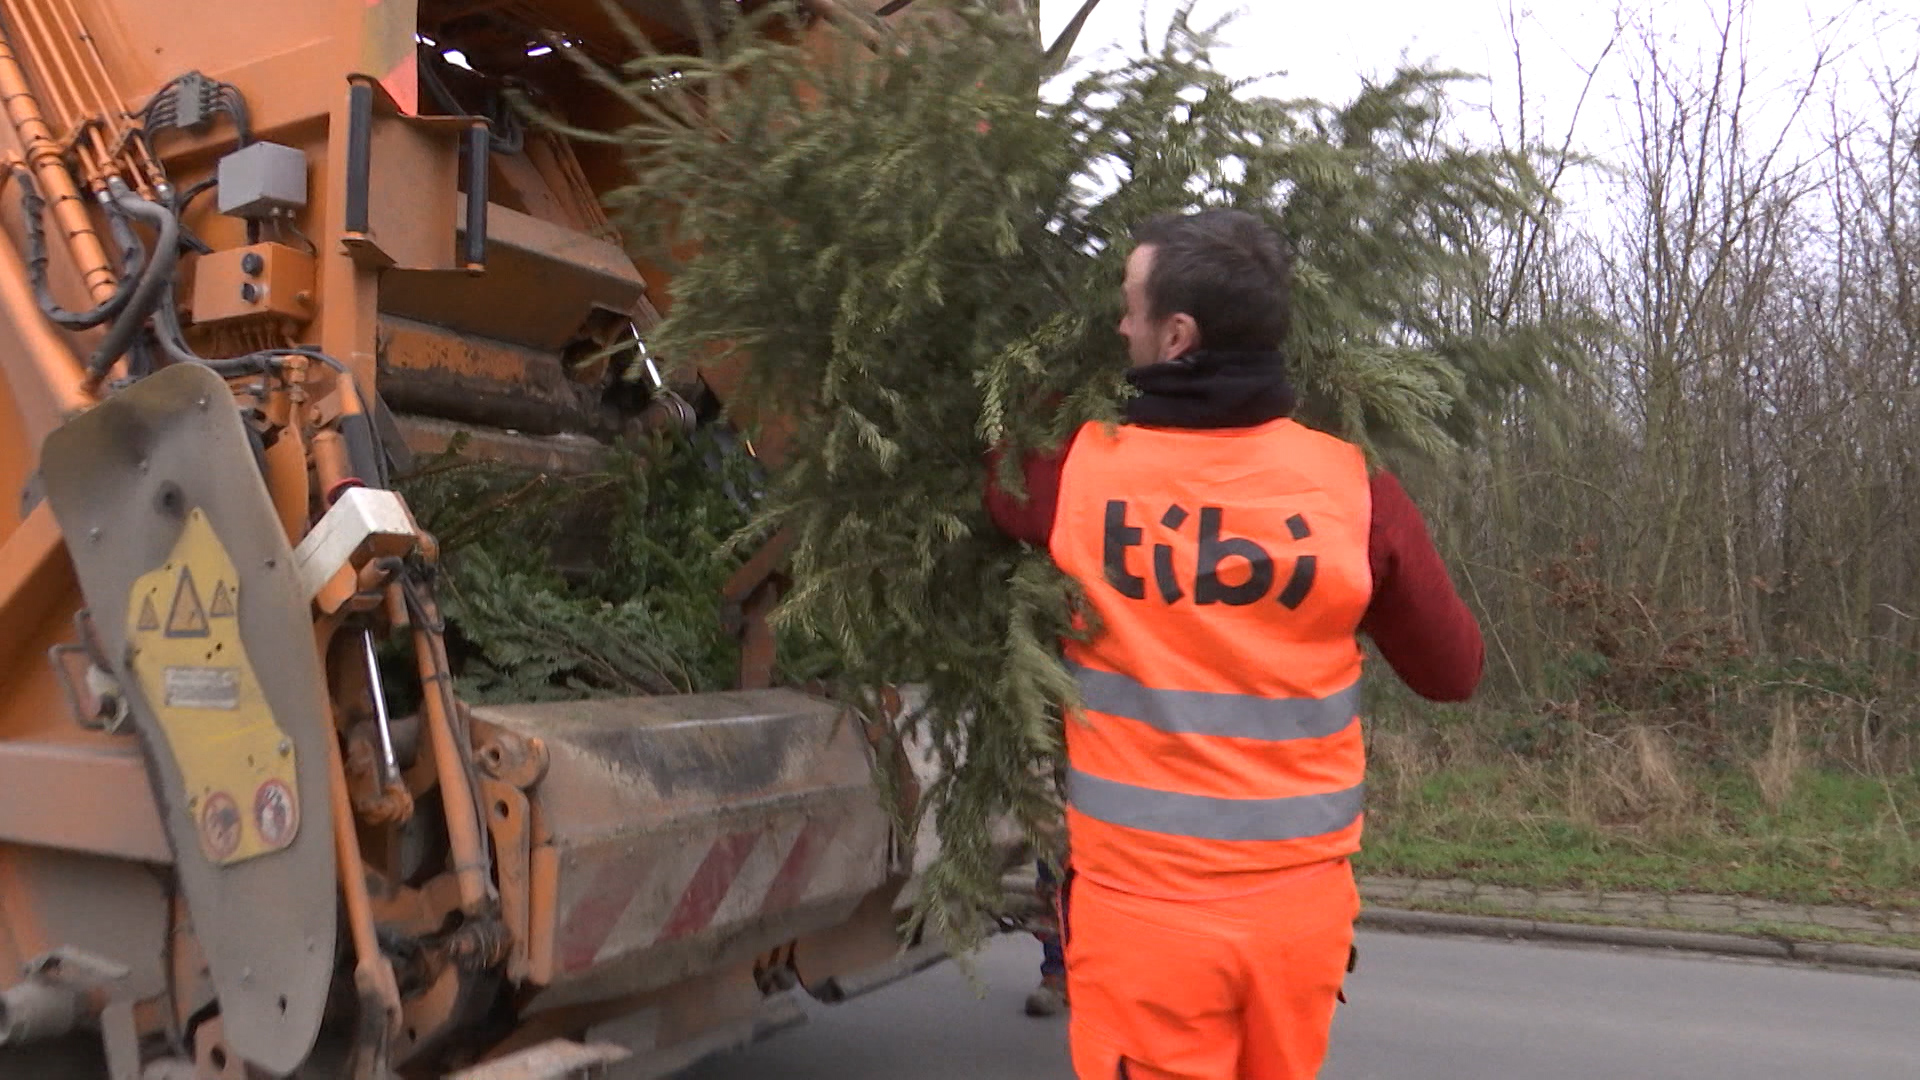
[1027,857,1070,1017]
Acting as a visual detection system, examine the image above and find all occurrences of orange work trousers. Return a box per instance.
[1065,857,1359,1080]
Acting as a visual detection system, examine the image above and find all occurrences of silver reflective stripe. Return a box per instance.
[1069,662,1360,742]
[1069,769,1365,842]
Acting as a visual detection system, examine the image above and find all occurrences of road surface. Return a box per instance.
[683,929,1920,1079]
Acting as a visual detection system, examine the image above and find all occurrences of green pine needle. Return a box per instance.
[519,0,1585,951]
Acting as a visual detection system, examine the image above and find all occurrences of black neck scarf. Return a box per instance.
[1122,349,1297,430]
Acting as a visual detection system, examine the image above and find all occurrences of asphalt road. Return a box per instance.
[683,929,1920,1079]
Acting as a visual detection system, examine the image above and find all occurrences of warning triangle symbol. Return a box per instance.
[165,568,210,638]
[136,595,161,632]
[208,581,235,619]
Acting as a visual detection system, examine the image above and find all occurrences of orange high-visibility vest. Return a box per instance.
[1049,417,1374,899]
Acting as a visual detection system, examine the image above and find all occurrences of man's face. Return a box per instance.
[1118,244,1196,367]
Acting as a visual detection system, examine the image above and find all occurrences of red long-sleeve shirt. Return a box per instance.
[986,434,1484,701]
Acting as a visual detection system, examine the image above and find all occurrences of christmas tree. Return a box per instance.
[536,1,1574,947]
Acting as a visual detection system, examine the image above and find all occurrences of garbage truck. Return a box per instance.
[0,1,1071,1075]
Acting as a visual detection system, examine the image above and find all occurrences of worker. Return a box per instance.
[984,208,1483,1079]
[1025,855,1069,1016]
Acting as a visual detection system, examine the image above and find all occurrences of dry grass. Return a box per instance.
[1564,724,1691,827]
[1368,726,1434,807]
[1357,697,1920,908]
[1750,699,1807,812]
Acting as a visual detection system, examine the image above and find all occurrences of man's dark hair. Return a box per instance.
[1130,209,1293,352]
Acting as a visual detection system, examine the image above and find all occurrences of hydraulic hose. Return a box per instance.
[68,177,352,403]
[84,180,179,382]
[12,164,144,330]
[149,276,270,377]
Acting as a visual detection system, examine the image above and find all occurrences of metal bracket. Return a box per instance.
[292,487,420,599]
[52,609,132,733]
[50,643,131,734]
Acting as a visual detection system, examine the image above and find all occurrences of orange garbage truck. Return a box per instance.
[0,2,1046,1076]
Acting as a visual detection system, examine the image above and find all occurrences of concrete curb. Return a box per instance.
[1358,906,1920,975]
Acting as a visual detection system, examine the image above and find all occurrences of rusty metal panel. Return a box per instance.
[381,198,646,353]
[377,317,614,437]
[392,415,610,475]
[347,111,466,271]
[475,691,891,1013]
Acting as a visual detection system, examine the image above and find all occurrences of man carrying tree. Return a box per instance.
[986,208,1484,1079]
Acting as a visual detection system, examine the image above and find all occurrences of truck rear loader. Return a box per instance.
[0,2,1037,1076]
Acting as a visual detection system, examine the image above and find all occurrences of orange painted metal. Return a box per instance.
[0,740,169,862]
[366,870,464,940]
[0,502,73,634]
[263,411,313,544]
[309,428,356,497]
[190,242,318,328]
[0,212,91,418]
[0,0,117,185]
[395,962,465,1063]
[323,672,407,1041]
[380,316,561,385]
[0,16,112,301]
[481,777,535,981]
[363,0,423,116]
[46,0,135,145]
[408,591,494,916]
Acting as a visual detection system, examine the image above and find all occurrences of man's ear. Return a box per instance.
[1162,313,1201,360]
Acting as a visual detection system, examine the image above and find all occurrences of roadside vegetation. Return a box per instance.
[401,2,1920,912]
[1361,691,1920,909]
[1351,2,1920,905]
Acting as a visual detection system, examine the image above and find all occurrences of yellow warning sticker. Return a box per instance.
[125,509,299,867]
[208,581,235,619]
[165,567,210,638]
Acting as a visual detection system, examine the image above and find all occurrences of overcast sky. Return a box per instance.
[1039,0,1919,203]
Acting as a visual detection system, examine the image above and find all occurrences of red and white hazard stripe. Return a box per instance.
[555,815,846,974]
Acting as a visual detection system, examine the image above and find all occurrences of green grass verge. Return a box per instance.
[1356,752,1920,910]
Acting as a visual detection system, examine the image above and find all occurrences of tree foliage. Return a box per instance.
[542,1,1574,945]
[399,430,761,704]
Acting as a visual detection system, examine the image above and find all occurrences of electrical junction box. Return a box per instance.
[217,142,308,220]
[190,242,314,326]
